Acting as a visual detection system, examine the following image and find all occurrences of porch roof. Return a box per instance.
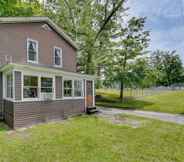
[0,63,95,80]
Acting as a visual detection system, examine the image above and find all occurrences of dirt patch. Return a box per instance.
[97,113,142,128]
[7,128,31,140]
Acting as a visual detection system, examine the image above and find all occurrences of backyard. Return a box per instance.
[96,89,184,114]
[0,115,184,162]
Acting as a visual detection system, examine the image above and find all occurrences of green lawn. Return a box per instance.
[0,116,184,162]
[96,89,184,114]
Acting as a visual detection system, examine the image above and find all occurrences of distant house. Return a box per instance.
[0,17,95,129]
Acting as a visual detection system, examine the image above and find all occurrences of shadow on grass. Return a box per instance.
[96,96,154,110]
[0,122,9,132]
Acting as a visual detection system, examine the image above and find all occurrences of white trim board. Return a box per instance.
[0,63,95,80]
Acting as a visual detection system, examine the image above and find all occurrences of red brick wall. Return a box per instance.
[0,22,77,72]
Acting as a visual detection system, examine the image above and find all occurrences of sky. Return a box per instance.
[126,0,184,61]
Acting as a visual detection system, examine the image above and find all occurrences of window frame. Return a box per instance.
[63,78,84,100]
[22,72,55,102]
[23,75,39,100]
[53,46,63,67]
[74,80,83,97]
[27,38,39,64]
[41,77,53,93]
[63,79,73,98]
[5,72,13,99]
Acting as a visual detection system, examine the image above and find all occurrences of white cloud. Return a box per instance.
[125,0,184,61]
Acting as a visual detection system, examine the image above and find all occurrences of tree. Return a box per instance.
[46,0,126,75]
[0,0,44,16]
[131,58,157,89]
[151,50,184,86]
[108,17,150,101]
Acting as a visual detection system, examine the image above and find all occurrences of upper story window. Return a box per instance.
[27,39,38,63]
[53,47,62,67]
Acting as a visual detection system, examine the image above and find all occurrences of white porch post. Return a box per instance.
[92,80,95,106]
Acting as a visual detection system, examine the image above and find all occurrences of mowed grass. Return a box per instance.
[96,89,184,114]
[0,116,184,162]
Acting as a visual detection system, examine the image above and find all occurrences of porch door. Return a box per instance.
[86,80,94,107]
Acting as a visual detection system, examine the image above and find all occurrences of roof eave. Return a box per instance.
[0,17,78,50]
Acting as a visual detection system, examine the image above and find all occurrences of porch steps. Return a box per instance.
[86,106,99,114]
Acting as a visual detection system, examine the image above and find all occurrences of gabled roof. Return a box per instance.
[0,17,78,49]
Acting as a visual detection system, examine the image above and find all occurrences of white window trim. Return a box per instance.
[63,79,73,99]
[53,46,63,68]
[63,77,84,100]
[22,71,55,102]
[3,71,14,101]
[22,75,40,101]
[74,80,84,98]
[27,38,39,64]
[2,69,92,102]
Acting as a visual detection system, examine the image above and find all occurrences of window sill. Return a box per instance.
[27,60,38,64]
[63,97,84,100]
[53,64,63,68]
[3,97,14,102]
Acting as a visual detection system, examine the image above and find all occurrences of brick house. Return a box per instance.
[0,17,95,129]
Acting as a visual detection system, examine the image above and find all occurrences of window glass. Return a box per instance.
[74,80,83,97]
[41,77,53,93]
[6,73,13,98]
[27,40,38,62]
[64,80,72,97]
[54,48,62,66]
[23,76,38,98]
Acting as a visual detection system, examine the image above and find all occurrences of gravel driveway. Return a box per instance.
[98,107,184,125]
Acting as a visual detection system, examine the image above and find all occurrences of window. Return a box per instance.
[27,39,38,63]
[54,47,62,67]
[6,73,13,98]
[41,77,53,93]
[23,76,38,98]
[74,80,83,97]
[64,80,72,97]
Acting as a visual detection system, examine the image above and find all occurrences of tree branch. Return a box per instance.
[94,0,125,42]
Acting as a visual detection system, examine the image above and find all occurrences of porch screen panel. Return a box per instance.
[55,76,62,99]
[14,71,22,100]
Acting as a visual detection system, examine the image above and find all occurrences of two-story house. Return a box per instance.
[0,17,95,129]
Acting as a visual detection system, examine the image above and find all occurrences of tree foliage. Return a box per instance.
[46,0,126,74]
[105,17,150,101]
[151,50,184,86]
[0,0,44,16]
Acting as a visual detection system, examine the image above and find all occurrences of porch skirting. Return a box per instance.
[4,99,85,129]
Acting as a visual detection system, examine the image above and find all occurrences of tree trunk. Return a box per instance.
[86,51,93,74]
[120,80,124,102]
[96,65,102,89]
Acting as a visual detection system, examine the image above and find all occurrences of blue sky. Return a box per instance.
[126,0,184,61]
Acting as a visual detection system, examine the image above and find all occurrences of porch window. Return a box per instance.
[27,39,38,63]
[64,80,72,97]
[6,73,13,98]
[41,77,53,93]
[74,80,83,97]
[53,47,62,67]
[23,76,38,98]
